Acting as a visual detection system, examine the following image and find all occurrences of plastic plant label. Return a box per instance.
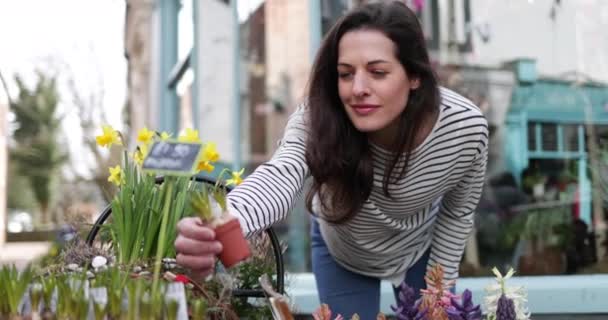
[69,278,90,299]
[88,287,108,320]
[165,282,189,320]
[18,285,31,315]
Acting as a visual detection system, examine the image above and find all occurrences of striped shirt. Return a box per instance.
[227,87,489,285]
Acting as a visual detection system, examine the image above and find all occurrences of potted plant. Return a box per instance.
[522,172,546,200]
[503,205,572,275]
[189,170,250,268]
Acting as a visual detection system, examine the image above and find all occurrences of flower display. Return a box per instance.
[94,125,252,290]
[312,265,530,320]
[0,124,275,319]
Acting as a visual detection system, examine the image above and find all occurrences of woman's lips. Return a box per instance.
[351,104,380,116]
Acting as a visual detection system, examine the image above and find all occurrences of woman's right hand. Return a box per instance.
[174,217,224,280]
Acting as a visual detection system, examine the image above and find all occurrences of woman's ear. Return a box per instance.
[410,78,421,90]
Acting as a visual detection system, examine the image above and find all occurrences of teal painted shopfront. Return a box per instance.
[504,59,608,227]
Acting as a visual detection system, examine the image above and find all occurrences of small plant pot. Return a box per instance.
[214,219,251,268]
[532,183,545,199]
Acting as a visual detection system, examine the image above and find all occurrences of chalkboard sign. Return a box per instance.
[142,140,203,176]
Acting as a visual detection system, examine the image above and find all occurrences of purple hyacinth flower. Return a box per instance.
[445,289,482,320]
[391,282,428,320]
[496,294,516,320]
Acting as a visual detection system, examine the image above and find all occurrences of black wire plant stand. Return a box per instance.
[85,175,285,298]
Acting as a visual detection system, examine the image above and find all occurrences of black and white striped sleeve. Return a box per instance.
[428,124,488,283]
[227,106,310,236]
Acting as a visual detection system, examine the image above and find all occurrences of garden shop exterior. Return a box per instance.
[124,0,608,317]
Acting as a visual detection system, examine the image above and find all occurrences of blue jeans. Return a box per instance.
[311,219,430,319]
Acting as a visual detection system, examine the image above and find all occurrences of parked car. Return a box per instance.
[6,209,34,233]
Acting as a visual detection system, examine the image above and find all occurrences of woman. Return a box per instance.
[175,1,488,318]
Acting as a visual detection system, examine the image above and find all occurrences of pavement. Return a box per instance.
[0,241,52,269]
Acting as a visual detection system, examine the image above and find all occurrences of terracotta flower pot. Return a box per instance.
[214,219,251,268]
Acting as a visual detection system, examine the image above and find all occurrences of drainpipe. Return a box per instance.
[232,0,242,171]
[159,0,179,133]
[309,0,322,61]
[191,0,200,130]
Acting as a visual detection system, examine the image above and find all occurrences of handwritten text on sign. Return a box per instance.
[142,141,203,175]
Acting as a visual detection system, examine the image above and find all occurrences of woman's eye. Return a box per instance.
[371,70,387,77]
[338,72,353,79]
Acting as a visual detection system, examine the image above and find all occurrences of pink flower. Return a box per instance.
[421,287,459,307]
[312,304,344,320]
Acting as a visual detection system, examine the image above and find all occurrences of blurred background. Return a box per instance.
[1,0,607,285]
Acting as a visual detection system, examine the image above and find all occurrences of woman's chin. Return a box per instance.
[351,121,385,133]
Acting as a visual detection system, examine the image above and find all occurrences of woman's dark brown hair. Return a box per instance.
[305,1,440,223]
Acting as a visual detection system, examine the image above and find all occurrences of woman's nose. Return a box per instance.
[352,73,370,97]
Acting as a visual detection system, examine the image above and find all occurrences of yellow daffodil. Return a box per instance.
[226,168,245,186]
[160,131,172,141]
[196,161,214,173]
[133,151,143,166]
[108,165,124,186]
[202,142,220,162]
[137,127,155,145]
[96,125,122,148]
[133,144,148,166]
[178,128,201,143]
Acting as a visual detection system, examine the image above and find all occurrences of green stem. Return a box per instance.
[152,179,174,296]
[214,168,232,188]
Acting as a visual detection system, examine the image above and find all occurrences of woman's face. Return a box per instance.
[337,29,419,147]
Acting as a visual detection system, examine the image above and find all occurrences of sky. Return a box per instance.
[0,0,127,178]
[0,0,264,113]
[0,0,126,119]
[0,0,263,177]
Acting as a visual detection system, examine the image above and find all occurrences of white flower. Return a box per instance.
[483,267,531,320]
[92,256,108,269]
